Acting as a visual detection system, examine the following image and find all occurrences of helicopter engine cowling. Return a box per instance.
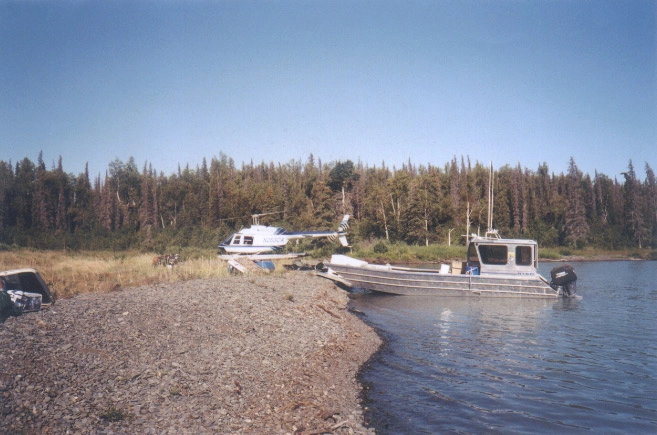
[550,264,577,297]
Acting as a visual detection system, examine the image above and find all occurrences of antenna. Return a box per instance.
[487,162,494,232]
[485,162,500,239]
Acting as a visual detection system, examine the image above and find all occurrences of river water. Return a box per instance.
[350,261,657,434]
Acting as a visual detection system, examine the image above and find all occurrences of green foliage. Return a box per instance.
[307,243,343,259]
[538,249,561,260]
[413,244,465,262]
[0,154,654,253]
[559,248,573,256]
[372,240,389,254]
[0,243,15,252]
[353,240,466,263]
[327,160,360,192]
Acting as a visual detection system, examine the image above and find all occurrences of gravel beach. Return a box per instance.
[0,273,382,434]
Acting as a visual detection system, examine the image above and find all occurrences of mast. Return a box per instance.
[486,162,499,239]
[487,162,494,233]
[466,202,471,238]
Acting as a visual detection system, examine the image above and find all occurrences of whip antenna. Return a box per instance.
[487,162,494,232]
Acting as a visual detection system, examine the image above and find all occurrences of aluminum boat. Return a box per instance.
[324,231,577,298]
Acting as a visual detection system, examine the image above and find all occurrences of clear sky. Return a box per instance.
[1,1,655,180]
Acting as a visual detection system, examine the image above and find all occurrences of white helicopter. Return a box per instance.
[218,213,350,256]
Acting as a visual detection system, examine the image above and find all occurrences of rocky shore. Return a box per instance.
[0,273,382,434]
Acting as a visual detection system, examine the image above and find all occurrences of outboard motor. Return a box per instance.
[550,264,577,297]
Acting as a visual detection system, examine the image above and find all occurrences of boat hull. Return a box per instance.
[326,263,559,298]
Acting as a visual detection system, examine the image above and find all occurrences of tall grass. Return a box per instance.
[539,246,656,260]
[350,240,654,263]
[0,249,231,299]
[351,240,466,264]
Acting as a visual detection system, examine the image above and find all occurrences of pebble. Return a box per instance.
[0,274,381,434]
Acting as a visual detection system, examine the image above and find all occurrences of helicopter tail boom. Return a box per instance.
[286,215,350,243]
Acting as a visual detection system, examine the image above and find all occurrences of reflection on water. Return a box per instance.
[353,261,657,434]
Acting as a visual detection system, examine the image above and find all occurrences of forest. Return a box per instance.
[0,152,655,254]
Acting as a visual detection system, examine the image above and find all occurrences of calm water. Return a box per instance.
[351,261,657,434]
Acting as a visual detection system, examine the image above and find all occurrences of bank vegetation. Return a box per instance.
[1,153,655,257]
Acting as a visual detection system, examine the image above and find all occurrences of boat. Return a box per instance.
[324,232,577,298]
[218,213,350,255]
[322,164,577,298]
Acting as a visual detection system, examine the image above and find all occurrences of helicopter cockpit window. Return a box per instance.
[232,235,242,245]
[243,236,254,245]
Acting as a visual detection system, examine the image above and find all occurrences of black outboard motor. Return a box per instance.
[550,264,577,297]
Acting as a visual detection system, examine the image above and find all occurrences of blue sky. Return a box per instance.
[1,1,655,180]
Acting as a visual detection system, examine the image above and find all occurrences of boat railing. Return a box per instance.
[484,229,501,239]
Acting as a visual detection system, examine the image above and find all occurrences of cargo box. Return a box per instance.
[451,261,464,275]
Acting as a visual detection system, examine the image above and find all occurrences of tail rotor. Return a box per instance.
[328,215,350,246]
[337,215,350,246]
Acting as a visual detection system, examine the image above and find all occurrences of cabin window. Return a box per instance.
[232,235,242,245]
[516,246,533,266]
[243,236,254,245]
[467,244,479,263]
[478,245,507,265]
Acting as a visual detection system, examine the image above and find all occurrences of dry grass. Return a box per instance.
[0,250,234,299]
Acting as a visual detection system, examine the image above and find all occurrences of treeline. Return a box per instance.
[0,152,655,252]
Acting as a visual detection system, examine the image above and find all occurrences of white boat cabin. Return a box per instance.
[466,233,539,278]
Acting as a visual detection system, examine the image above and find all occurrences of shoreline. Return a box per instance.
[0,274,382,434]
[543,256,651,262]
[359,255,652,265]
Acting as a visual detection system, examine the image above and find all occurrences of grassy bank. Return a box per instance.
[346,241,467,264]
[539,247,657,261]
[325,240,656,264]
[0,249,237,300]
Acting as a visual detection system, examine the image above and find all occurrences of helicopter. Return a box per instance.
[218,213,350,255]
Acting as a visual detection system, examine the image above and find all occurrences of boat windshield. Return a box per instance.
[478,244,508,265]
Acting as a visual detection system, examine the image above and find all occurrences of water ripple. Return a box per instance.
[355,261,657,434]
